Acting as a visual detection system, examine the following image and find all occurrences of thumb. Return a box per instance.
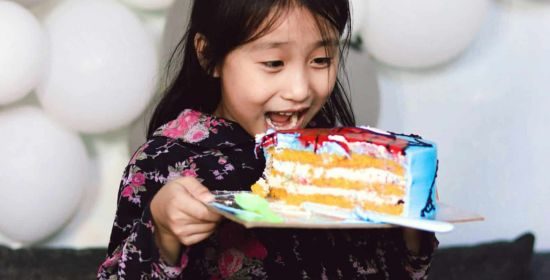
[175,176,215,203]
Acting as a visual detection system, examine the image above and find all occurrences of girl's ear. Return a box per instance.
[194,33,220,78]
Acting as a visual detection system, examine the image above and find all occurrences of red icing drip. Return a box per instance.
[262,127,409,155]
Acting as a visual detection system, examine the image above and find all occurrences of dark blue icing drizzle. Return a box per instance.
[420,160,438,218]
[390,132,434,153]
[354,127,434,155]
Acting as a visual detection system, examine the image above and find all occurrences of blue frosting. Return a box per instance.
[260,129,438,219]
[398,135,438,219]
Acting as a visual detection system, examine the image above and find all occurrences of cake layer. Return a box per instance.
[266,179,404,204]
[271,160,405,186]
[269,169,405,195]
[255,127,438,219]
[269,188,404,215]
[270,148,405,175]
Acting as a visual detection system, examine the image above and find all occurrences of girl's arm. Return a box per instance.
[97,138,220,279]
[150,176,221,265]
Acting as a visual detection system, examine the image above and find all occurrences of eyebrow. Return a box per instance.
[250,39,340,51]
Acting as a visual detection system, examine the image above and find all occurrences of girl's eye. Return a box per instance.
[263,60,284,68]
[312,57,332,67]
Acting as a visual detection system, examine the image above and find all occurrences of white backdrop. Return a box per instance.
[0,0,548,251]
[373,1,550,250]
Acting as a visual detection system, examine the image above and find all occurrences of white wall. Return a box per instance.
[372,1,550,250]
[1,0,548,251]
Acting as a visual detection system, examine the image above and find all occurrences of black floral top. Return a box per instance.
[97,109,438,280]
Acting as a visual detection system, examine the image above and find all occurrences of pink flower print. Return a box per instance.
[131,172,146,186]
[216,118,228,126]
[180,253,189,268]
[218,249,244,278]
[162,126,187,139]
[162,119,188,139]
[160,110,200,139]
[224,164,234,171]
[167,170,180,182]
[242,238,268,260]
[190,129,207,142]
[181,168,198,178]
[212,170,224,180]
[101,249,122,268]
[184,125,209,143]
[182,109,201,126]
[121,185,134,198]
[130,143,149,165]
[152,263,162,274]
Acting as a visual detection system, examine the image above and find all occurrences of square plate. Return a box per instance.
[206,191,484,229]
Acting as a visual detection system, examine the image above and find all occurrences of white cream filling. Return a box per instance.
[271,160,405,185]
[268,176,404,205]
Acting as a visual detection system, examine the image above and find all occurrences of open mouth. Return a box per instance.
[265,110,305,130]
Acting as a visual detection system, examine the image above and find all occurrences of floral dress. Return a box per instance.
[97,109,438,280]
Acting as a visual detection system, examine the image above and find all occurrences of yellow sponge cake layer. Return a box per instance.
[254,127,439,218]
[269,169,405,196]
[271,148,405,176]
[269,188,404,215]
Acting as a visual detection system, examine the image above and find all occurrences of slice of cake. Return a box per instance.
[252,127,438,219]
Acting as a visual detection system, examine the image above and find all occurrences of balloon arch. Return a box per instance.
[0,0,488,245]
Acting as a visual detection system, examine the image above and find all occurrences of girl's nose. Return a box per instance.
[281,68,310,102]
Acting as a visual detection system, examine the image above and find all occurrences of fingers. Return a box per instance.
[174,222,218,246]
[180,231,216,246]
[167,177,220,223]
[155,176,221,246]
[173,222,217,243]
[176,188,221,223]
[173,176,215,203]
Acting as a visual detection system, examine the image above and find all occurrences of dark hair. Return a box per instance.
[147,0,355,137]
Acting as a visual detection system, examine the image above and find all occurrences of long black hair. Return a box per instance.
[147,0,355,137]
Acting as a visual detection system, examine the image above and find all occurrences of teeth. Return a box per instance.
[277,112,293,116]
[267,113,299,130]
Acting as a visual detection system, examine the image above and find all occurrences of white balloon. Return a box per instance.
[141,10,168,50]
[0,1,47,105]
[159,0,192,86]
[362,0,490,69]
[128,114,148,156]
[345,49,380,126]
[350,0,367,37]
[36,0,158,133]
[126,0,191,156]
[0,106,89,244]
[9,0,46,8]
[120,0,174,11]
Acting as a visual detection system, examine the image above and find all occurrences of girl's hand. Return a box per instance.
[150,176,221,264]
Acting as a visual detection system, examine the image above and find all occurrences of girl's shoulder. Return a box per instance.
[151,109,235,144]
[148,109,254,150]
[127,110,263,190]
[129,109,254,166]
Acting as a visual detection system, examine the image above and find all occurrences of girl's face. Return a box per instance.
[214,7,339,136]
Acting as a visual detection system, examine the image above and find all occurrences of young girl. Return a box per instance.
[98,0,438,279]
